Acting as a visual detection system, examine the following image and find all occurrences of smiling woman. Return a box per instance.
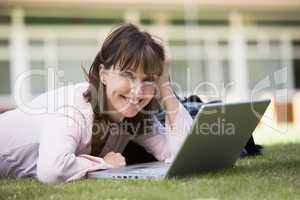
[0,23,193,184]
[100,68,157,118]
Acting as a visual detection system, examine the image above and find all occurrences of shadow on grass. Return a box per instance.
[233,143,300,173]
[204,142,300,192]
[179,143,300,180]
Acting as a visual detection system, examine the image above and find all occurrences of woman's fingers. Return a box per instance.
[103,151,126,168]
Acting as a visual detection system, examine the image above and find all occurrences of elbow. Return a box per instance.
[36,166,64,184]
[154,142,175,162]
[156,139,182,162]
[155,150,174,163]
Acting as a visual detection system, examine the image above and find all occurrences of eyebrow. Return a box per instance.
[126,70,155,81]
[142,75,155,81]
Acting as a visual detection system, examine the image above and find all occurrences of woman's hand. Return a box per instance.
[155,48,180,127]
[155,48,172,99]
[156,50,172,88]
[103,152,126,168]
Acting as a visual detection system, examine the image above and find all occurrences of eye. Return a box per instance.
[143,76,155,83]
[120,71,135,80]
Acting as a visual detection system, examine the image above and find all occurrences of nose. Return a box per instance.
[129,81,143,101]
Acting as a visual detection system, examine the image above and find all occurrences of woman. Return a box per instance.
[0,24,193,184]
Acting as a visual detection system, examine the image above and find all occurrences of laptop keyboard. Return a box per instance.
[130,167,168,174]
[87,162,170,179]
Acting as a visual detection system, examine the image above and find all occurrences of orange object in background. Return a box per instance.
[292,92,300,128]
[275,101,294,123]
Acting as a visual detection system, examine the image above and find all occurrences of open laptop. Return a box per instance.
[87,99,270,180]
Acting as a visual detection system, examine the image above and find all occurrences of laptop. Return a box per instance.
[87,99,270,180]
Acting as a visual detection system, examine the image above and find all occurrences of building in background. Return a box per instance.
[0,0,300,124]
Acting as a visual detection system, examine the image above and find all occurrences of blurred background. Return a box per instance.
[0,0,300,129]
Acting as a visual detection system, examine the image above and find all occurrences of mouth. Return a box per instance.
[120,94,142,105]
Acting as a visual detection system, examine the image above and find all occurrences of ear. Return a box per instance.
[99,64,107,85]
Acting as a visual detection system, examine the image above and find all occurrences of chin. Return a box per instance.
[122,112,138,118]
[117,95,148,118]
[120,107,140,118]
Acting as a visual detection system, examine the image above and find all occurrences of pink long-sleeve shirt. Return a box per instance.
[0,82,193,184]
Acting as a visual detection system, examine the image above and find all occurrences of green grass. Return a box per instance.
[1,125,300,200]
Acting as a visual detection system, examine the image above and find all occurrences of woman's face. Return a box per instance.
[101,65,157,121]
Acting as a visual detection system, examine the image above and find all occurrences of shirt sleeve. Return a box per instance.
[132,104,193,163]
[36,113,112,184]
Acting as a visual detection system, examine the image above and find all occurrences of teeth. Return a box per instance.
[128,99,138,104]
[122,95,140,105]
[125,97,139,104]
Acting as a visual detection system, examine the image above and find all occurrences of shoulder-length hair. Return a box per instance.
[82,23,165,156]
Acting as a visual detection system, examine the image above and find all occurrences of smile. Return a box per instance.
[120,95,142,105]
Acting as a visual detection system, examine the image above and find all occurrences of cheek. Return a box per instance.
[106,78,131,97]
[145,87,156,97]
[141,90,155,103]
[145,90,155,99]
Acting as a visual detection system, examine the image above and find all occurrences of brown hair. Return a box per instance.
[83,23,165,156]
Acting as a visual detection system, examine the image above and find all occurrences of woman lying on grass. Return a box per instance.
[0,24,193,184]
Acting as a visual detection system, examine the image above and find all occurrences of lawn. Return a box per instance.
[1,125,299,200]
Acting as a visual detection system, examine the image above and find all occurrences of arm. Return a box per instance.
[36,114,111,184]
[156,52,181,128]
[158,82,180,127]
[133,52,193,162]
[132,104,193,162]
